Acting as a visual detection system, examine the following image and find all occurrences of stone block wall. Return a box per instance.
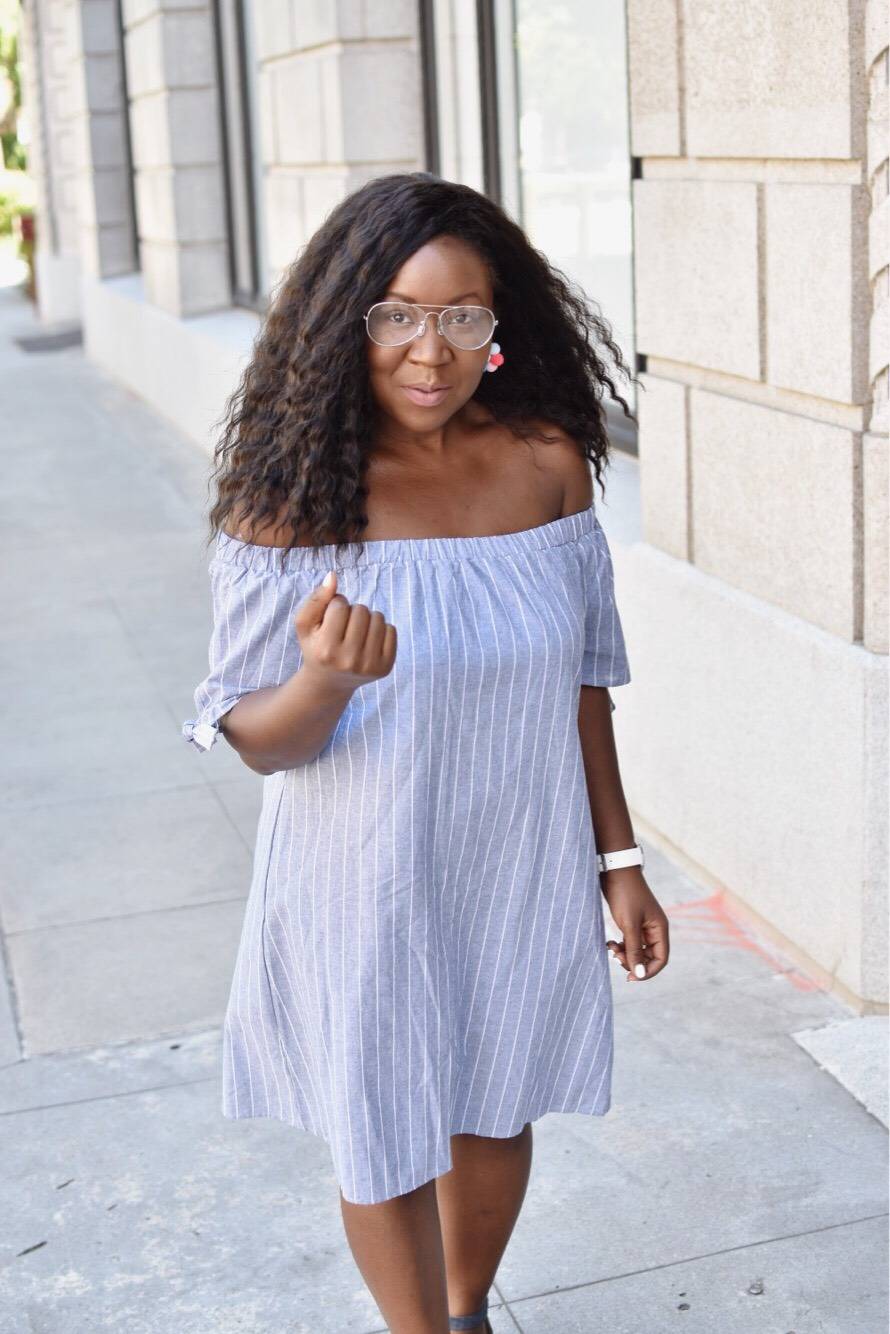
[21,0,137,315]
[864,0,889,653]
[121,0,228,315]
[253,0,422,288]
[629,0,885,653]
[623,0,888,1006]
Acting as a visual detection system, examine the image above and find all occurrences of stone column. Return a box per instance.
[861,0,889,1005]
[121,0,228,315]
[863,0,889,657]
[71,0,138,281]
[18,0,136,318]
[252,0,422,293]
[622,0,888,1007]
[18,0,82,322]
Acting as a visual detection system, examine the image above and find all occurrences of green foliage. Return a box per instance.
[1,132,25,170]
[0,186,16,234]
[0,27,20,108]
[0,16,24,170]
[0,169,32,234]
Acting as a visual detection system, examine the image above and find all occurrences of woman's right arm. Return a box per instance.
[220,570,397,774]
[218,666,357,775]
[183,501,397,771]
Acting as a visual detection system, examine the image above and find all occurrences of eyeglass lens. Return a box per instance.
[366,302,495,350]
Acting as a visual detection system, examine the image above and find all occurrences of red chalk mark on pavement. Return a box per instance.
[663,890,823,992]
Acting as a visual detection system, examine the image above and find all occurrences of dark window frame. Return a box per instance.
[115,0,140,272]
[475,0,502,203]
[211,0,265,313]
[418,0,440,175]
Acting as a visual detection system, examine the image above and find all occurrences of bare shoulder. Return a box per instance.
[522,419,594,516]
[221,500,297,547]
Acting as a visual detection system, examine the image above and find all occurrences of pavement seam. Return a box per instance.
[5,893,249,937]
[500,1209,889,1308]
[0,920,23,1062]
[0,777,213,816]
[0,1073,217,1117]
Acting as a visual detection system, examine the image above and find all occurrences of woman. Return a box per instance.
[183,171,670,1334]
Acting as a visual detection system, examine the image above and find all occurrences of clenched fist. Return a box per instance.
[295,569,397,689]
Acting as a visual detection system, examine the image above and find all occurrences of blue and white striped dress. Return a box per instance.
[182,503,631,1204]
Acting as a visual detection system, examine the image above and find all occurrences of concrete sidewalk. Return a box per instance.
[0,281,886,1333]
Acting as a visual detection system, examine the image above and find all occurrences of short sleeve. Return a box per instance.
[182,556,303,752]
[580,514,631,706]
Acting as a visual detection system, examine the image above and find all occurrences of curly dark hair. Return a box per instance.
[205,170,638,564]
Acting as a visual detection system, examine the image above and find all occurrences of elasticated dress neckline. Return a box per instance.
[213,502,596,573]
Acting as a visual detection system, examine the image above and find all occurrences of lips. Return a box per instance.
[402,384,451,407]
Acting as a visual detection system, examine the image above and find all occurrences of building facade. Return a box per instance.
[18,0,889,1010]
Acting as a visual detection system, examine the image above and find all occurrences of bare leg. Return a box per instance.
[340,1177,450,1333]
[435,1125,533,1331]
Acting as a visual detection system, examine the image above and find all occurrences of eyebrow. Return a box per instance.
[384,290,483,304]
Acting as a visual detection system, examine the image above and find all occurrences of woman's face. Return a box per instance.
[365,235,496,436]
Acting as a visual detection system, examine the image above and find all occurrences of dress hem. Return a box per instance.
[220,1093,613,1205]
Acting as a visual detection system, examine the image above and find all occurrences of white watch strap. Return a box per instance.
[597,842,644,873]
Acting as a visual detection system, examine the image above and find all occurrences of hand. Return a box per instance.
[295,569,398,689]
[602,866,670,982]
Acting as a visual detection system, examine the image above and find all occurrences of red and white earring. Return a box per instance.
[484,341,504,373]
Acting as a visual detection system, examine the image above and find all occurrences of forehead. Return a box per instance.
[384,237,492,304]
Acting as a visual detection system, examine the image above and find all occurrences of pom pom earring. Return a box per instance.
[484,341,504,373]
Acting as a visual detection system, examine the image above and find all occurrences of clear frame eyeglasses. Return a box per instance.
[363,301,498,351]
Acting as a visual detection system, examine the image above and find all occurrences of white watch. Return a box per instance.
[597,841,644,874]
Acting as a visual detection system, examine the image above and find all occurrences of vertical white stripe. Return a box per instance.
[417,561,444,1167]
[387,563,404,1195]
[404,562,417,1174]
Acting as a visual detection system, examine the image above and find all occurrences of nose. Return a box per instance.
[407,317,452,364]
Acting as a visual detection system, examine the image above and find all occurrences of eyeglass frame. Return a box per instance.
[362,300,498,351]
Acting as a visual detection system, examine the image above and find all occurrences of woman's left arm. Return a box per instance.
[578,684,670,982]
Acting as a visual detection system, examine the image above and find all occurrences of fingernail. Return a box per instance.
[322,571,334,587]
[633,963,646,979]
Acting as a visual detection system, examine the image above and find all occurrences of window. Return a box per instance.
[421,0,486,191]
[420,0,638,451]
[116,0,140,272]
[510,0,637,436]
[212,0,266,310]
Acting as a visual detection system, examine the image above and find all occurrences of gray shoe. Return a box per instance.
[448,1293,492,1332]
